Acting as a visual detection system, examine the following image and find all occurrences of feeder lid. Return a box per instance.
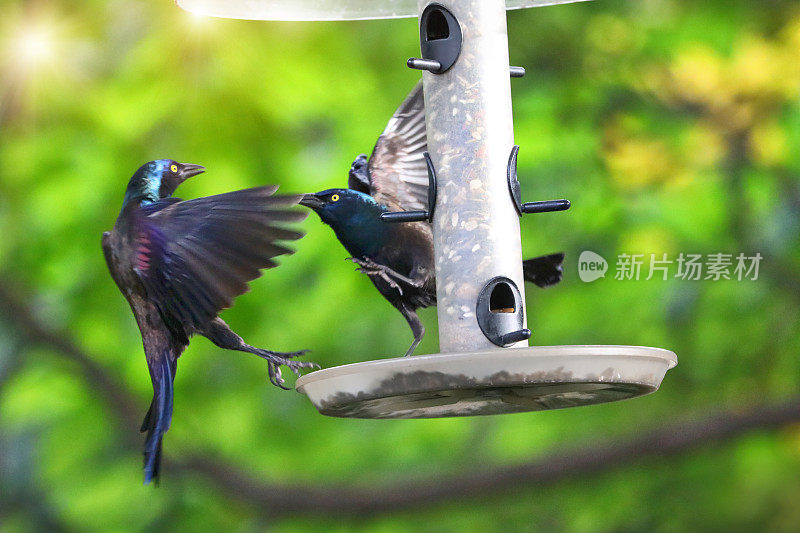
[176,0,590,21]
[296,345,677,419]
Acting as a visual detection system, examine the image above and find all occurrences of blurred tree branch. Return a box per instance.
[1,275,800,517]
[178,398,800,516]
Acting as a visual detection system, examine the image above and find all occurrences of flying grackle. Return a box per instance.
[301,85,565,357]
[103,159,315,483]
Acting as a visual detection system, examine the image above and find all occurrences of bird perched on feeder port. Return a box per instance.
[102,159,316,484]
[301,84,564,357]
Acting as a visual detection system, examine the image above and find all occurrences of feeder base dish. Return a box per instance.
[295,345,677,419]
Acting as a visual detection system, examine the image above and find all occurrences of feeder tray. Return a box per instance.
[296,346,677,419]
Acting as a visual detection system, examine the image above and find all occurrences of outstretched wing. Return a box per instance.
[133,186,305,331]
[367,83,430,212]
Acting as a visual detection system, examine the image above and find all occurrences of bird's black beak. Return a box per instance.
[299,193,324,210]
[179,163,205,181]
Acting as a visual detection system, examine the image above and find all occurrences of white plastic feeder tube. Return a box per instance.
[420,0,527,354]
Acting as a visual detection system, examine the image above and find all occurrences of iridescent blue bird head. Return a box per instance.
[300,188,384,224]
[124,159,205,207]
[300,188,389,257]
[348,154,370,189]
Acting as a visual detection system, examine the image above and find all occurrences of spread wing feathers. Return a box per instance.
[367,82,430,212]
[134,186,306,330]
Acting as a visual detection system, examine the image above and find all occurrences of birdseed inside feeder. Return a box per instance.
[177,0,678,419]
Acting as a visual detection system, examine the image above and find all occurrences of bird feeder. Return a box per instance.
[177,0,677,418]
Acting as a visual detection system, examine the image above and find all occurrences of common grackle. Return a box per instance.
[301,85,564,357]
[102,159,315,483]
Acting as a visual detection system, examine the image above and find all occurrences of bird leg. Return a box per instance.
[202,318,317,389]
[347,257,425,294]
[397,303,425,357]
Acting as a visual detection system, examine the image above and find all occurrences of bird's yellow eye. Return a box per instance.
[331,194,340,202]
[170,164,178,173]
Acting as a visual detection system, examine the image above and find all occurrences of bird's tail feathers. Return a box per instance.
[141,354,174,485]
[523,252,565,288]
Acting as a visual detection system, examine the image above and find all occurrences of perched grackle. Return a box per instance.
[102,159,315,483]
[301,85,564,357]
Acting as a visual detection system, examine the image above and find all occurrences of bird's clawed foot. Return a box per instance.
[347,257,404,295]
[253,349,319,390]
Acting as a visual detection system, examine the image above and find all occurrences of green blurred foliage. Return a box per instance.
[1,0,800,530]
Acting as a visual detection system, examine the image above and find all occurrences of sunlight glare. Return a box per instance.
[6,22,57,73]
